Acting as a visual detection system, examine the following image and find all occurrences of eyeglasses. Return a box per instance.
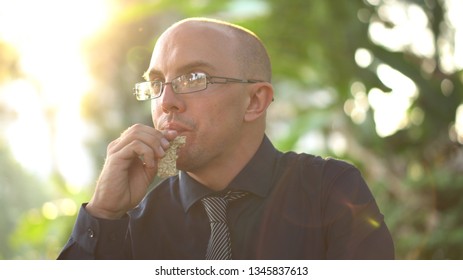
[133,72,264,101]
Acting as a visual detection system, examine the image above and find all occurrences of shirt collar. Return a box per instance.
[179,135,279,212]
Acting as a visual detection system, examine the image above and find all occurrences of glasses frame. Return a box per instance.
[133,72,264,101]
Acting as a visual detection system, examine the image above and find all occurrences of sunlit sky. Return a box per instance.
[0,0,462,188]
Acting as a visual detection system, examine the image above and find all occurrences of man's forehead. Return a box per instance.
[153,21,234,57]
[147,23,237,76]
[157,20,237,50]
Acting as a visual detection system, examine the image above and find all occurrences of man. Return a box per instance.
[58,17,394,259]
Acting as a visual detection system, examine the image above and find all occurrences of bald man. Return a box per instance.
[58,18,394,260]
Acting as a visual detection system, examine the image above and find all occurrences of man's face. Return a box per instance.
[148,22,250,173]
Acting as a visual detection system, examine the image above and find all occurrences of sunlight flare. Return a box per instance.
[0,0,111,186]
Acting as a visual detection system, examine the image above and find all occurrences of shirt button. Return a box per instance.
[87,228,95,238]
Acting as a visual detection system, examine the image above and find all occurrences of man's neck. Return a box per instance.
[186,134,264,191]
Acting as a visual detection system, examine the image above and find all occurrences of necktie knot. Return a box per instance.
[201,196,228,223]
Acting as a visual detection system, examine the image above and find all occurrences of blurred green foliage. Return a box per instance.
[1,0,462,259]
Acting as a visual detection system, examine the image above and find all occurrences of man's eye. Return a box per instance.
[190,73,201,80]
[189,72,207,81]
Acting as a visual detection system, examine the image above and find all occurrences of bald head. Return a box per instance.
[150,17,272,82]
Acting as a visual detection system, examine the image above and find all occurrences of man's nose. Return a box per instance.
[158,82,185,113]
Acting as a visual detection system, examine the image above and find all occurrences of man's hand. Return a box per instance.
[86,124,178,219]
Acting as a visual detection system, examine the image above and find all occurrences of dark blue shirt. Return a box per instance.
[58,135,394,259]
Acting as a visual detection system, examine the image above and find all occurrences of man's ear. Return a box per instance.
[244,82,274,122]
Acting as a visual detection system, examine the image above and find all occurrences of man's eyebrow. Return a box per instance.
[143,61,217,81]
[143,69,162,81]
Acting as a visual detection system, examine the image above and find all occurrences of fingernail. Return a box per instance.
[166,130,178,136]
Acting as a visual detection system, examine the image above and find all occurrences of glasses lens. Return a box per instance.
[134,81,163,100]
[134,83,147,100]
[149,81,163,97]
[173,73,207,94]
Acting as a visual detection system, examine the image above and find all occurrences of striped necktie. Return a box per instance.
[201,190,247,260]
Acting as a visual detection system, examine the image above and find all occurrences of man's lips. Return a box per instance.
[157,114,195,133]
[162,122,190,133]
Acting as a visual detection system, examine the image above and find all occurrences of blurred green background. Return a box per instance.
[1,0,462,259]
